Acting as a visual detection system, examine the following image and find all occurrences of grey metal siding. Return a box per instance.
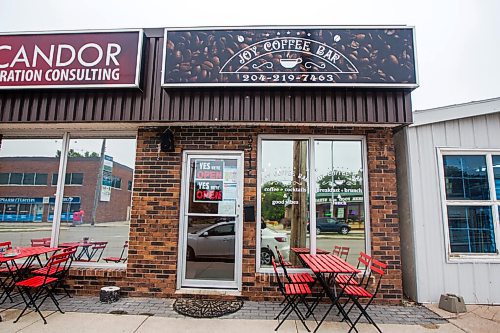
[407,112,500,304]
[0,31,412,125]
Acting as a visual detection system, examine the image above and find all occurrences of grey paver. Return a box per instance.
[0,294,447,325]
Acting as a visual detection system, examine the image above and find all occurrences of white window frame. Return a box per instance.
[0,133,136,269]
[437,148,500,262]
[256,134,370,273]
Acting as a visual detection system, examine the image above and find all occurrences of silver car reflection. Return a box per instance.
[186,221,289,265]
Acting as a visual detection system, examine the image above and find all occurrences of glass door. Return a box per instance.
[179,152,243,289]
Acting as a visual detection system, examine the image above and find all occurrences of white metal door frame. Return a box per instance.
[177,150,244,290]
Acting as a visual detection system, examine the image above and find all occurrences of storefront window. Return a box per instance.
[0,138,63,246]
[441,153,500,256]
[259,137,367,269]
[260,140,309,267]
[314,140,365,264]
[58,138,135,265]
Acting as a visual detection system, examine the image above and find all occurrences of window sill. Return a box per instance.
[70,262,127,269]
[447,253,500,263]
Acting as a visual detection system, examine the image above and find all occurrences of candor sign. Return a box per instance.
[163,27,417,87]
[0,30,143,89]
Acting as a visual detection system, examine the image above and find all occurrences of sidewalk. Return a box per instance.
[0,311,466,333]
[1,295,498,332]
[0,294,462,333]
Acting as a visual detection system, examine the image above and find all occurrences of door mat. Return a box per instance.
[173,299,244,318]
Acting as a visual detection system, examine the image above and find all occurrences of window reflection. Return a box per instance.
[260,140,308,266]
[314,141,365,264]
[0,138,62,246]
[57,138,135,265]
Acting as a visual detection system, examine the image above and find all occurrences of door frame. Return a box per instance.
[176,150,244,290]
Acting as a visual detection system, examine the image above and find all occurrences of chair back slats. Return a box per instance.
[31,238,50,247]
[271,257,285,291]
[0,241,12,249]
[358,252,371,267]
[370,258,387,276]
[332,245,341,256]
[274,246,293,283]
[340,246,350,260]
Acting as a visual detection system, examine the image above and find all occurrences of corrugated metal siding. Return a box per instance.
[0,32,412,125]
[405,112,500,304]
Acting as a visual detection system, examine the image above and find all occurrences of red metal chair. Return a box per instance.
[14,251,72,324]
[335,251,371,286]
[103,241,129,263]
[271,257,314,332]
[339,246,350,260]
[274,246,314,284]
[332,245,342,256]
[31,238,51,247]
[77,241,108,262]
[0,241,17,303]
[32,247,77,298]
[338,258,388,333]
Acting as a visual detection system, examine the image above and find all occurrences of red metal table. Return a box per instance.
[299,254,360,333]
[59,242,93,261]
[291,247,330,255]
[0,247,59,304]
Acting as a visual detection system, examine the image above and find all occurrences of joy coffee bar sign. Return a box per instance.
[0,30,143,89]
[162,27,417,87]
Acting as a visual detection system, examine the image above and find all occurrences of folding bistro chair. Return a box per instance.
[31,238,51,247]
[335,251,371,286]
[339,246,350,261]
[78,241,108,262]
[271,257,314,332]
[0,241,17,303]
[332,245,342,256]
[14,251,72,324]
[103,241,128,263]
[32,247,77,298]
[338,258,388,333]
[274,246,315,285]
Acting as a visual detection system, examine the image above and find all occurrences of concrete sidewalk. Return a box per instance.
[426,304,500,333]
[0,309,464,333]
[1,296,498,333]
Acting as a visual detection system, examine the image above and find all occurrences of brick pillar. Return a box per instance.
[367,128,403,302]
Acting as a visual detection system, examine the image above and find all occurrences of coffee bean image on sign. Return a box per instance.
[162,27,417,87]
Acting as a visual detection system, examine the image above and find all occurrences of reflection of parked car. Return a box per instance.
[307,217,351,235]
[260,226,290,266]
[187,221,235,260]
[186,220,290,265]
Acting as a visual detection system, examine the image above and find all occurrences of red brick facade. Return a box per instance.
[61,126,402,303]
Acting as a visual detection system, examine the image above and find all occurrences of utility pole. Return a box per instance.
[91,139,106,225]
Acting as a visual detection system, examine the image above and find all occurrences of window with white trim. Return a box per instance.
[441,152,500,255]
[0,137,136,267]
[257,136,369,270]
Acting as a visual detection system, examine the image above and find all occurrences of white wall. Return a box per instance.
[405,112,500,304]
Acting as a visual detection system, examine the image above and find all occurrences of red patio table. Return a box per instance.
[291,247,330,255]
[299,253,360,333]
[59,242,93,261]
[0,247,59,304]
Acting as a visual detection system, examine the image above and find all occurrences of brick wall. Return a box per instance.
[63,125,403,303]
